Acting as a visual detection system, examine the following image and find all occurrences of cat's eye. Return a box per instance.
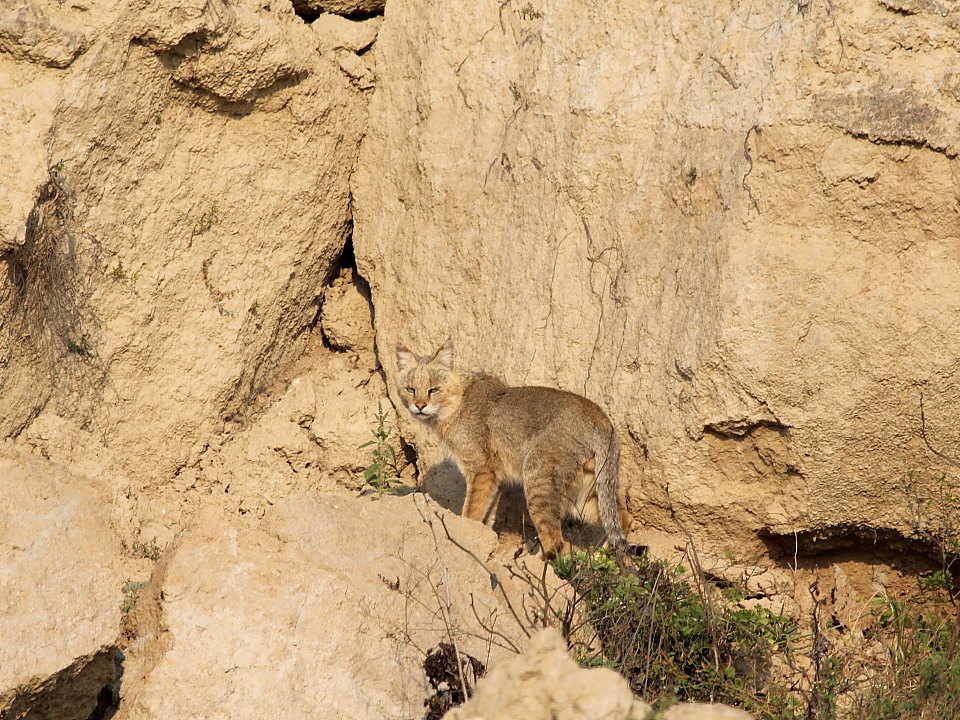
[428,387,440,395]
[404,386,415,394]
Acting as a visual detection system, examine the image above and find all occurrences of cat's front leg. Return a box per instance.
[462,467,500,524]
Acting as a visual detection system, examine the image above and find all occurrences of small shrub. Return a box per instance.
[554,549,801,718]
[131,539,161,562]
[849,597,960,719]
[65,337,92,357]
[194,203,219,235]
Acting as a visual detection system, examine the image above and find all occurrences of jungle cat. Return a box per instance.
[395,339,631,559]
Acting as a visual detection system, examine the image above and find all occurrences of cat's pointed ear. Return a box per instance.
[396,344,416,373]
[433,338,454,371]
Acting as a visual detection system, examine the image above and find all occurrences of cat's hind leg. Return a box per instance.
[522,454,575,561]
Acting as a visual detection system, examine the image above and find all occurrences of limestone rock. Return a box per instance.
[0,0,88,68]
[353,0,960,560]
[130,0,313,103]
[321,268,376,354]
[442,629,756,720]
[443,628,650,720]
[180,340,404,519]
[661,703,754,720]
[311,12,381,54]
[0,0,368,509]
[117,493,539,719]
[0,441,129,720]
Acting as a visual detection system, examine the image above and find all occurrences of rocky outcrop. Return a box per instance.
[3,0,958,714]
[443,628,648,720]
[354,0,960,559]
[117,492,540,719]
[0,0,88,69]
[0,0,372,501]
[443,628,753,720]
[0,442,132,720]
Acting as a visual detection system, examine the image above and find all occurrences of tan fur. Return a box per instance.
[395,339,631,559]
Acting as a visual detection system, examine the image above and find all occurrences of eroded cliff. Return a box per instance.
[2,0,960,717]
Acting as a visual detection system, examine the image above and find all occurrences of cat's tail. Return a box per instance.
[594,427,628,550]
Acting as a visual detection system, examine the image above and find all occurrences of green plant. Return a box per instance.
[66,336,92,357]
[849,597,960,719]
[360,403,403,496]
[121,580,149,614]
[518,2,543,19]
[554,548,802,718]
[131,539,161,562]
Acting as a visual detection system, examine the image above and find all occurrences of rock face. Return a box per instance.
[0,0,373,497]
[3,0,959,715]
[0,442,130,720]
[354,0,960,558]
[117,492,540,720]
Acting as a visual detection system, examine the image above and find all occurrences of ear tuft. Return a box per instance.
[433,338,454,371]
[396,344,416,373]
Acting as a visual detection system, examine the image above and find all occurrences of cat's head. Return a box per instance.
[395,339,462,422]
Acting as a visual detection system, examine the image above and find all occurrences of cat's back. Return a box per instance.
[490,383,613,438]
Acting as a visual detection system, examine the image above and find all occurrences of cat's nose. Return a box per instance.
[415,402,427,410]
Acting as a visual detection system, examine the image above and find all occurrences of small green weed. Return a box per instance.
[131,539,161,562]
[121,580,149,614]
[194,203,219,235]
[360,402,403,496]
[110,260,138,283]
[66,336,92,357]
[518,2,543,20]
[850,597,960,719]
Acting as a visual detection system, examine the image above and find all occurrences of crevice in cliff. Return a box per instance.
[759,524,958,573]
[3,646,122,720]
[315,230,372,352]
[291,3,384,24]
[703,418,788,439]
[0,165,106,437]
[846,130,947,156]
[85,650,123,720]
[293,6,322,23]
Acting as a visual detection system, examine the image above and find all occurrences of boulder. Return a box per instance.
[442,628,649,720]
[0,0,369,513]
[0,441,129,720]
[117,492,540,719]
[442,628,754,720]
